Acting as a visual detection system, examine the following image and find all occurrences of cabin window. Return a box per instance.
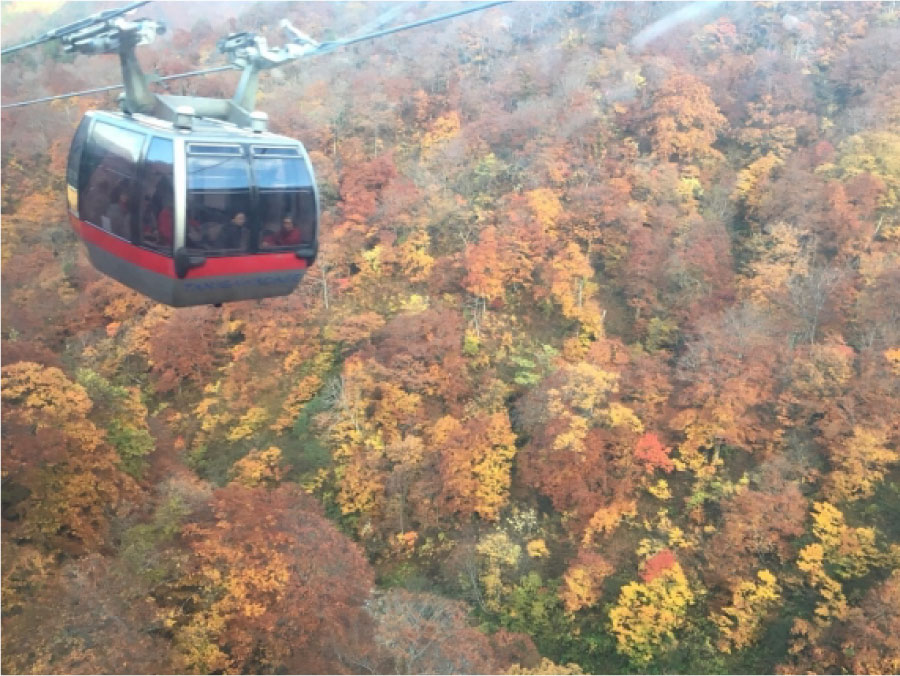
[186,153,252,255]
[188,143,243,156]
[254,156,316,251]
[79,121,144,239]
[252,156,311,188]
[257,190,317,250]
[66,117,90,214]
[138,137,175,254]
[252,146,301,157]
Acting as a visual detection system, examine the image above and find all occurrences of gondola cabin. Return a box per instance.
[66,108,318,306]
[18,3,506,307]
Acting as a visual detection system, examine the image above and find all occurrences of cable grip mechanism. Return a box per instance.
[61,17,165,56]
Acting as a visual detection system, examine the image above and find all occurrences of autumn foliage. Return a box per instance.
[2,2,899,675]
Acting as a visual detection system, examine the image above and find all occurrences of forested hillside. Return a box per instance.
[2,2,899,673]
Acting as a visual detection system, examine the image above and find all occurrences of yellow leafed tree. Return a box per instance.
[476,531,521,612]
[825,426,898,502]
[421,111,461,156]
[712,569,781,652]
[229,447,286,488]
[561,552,614,614]
[609,562,696,665]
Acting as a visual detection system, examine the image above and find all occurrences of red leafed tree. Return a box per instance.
[148,307,223,393]
[1,553,177,675]
[516,361,642,534]
[369,305,471,413]
[842,570,900,674]
[641,549,677,583]
[338,147,398,227]
[843,171,885,223]
[672,304,783,455]
[634,432,675,473]
[705,478,807,585]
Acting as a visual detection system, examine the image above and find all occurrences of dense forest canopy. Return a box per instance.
[2,1,899,673]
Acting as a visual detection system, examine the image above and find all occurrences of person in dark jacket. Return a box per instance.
[223,211,248,250]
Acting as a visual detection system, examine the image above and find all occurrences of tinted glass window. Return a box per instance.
[138,137,174,254]
[78,121,144,238]
[188,144,242,155]
[187,153,252,255]
[67,117,90,213]
[147,137,174,164]
[254,153,316,251]
[252,146,300,157]
[188,156,251,191]
[91,122,143,164]
[67,117,90,189]
[258,190,316,250]
[186,194,253,254]
[254,157,311,189]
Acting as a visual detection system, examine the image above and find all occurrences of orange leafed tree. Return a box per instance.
[463,226,509,303]
[431,411,517,522]
[147,307,224,393]
[1,362,138,550]
[176,484,375,674]
[636,71,727,163]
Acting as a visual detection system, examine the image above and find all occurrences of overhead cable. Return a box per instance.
[1,65,238,110]
[312,1,510,55]
[2,0,511,110]
[0,1,150,56]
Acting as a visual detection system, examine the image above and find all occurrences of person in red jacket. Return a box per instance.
[263,216,302,248]
[156,204,173,246]
[142,181,174,248]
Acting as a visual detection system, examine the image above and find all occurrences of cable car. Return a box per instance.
[67,109,318,306]
[51,10,323,306]
[4,1,507,306]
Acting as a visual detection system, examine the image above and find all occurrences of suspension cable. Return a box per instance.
[1,65,238,110]
[0,1,150,56]
[314,1,510,54]
[1,1,511,111]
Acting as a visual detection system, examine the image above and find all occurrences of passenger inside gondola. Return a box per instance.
[201,221,226,249]
[223,211,249,250]
[155,212,173,246]
[83,176,110,227]
[262,215,302,248]
[142,180,174,247]
[105,183,131,237]
[187,219,205,249]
